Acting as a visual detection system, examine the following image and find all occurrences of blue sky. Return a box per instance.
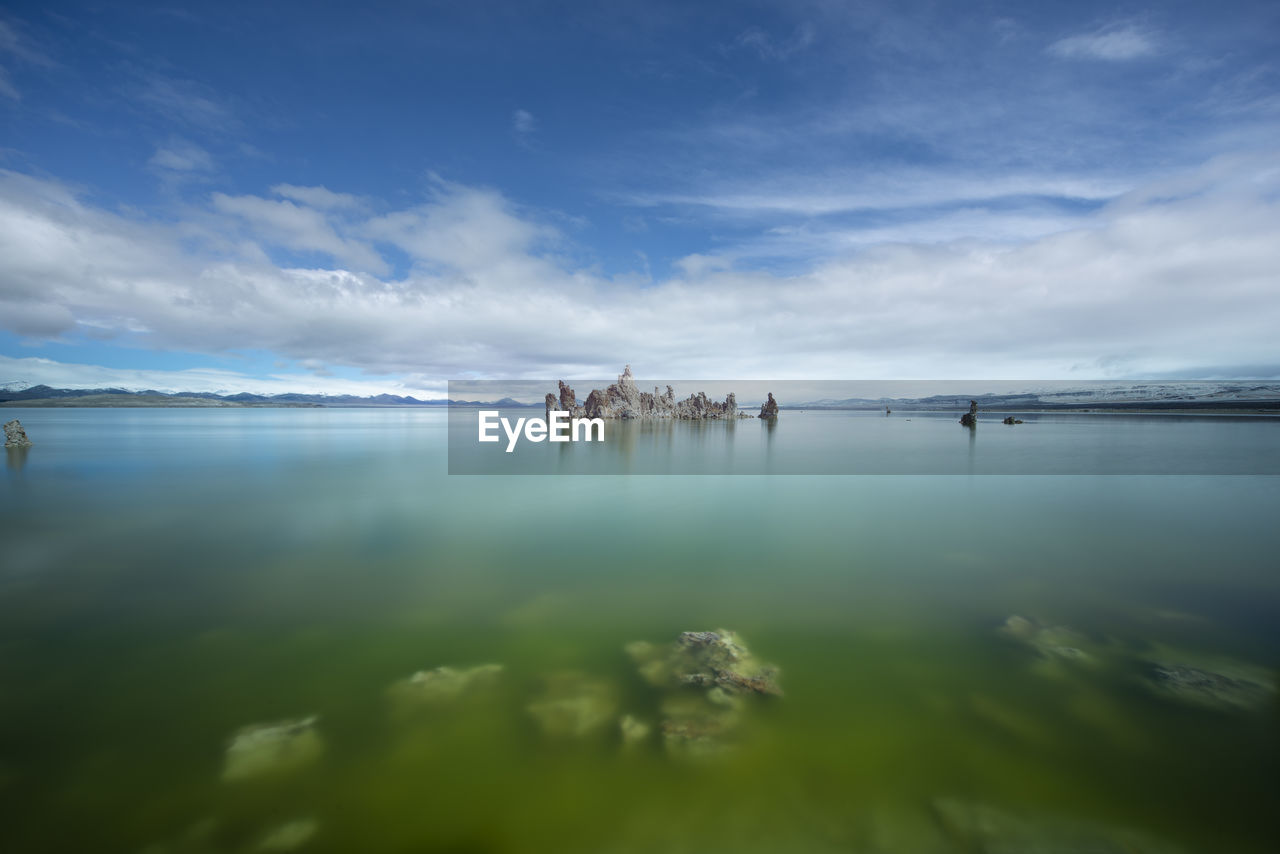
[1,0,1278,395]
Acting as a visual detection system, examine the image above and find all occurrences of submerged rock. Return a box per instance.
[387,663,504,709]
[1002,615,1276,716]
[222,716,323,782]
[758,392,779,419]
[999,615,1092,665]
[3,419,32,448]
[526,672,619,738]
[959,400,978,427]
[627,629,783,697]
[1143,661,1275,711]
[626,628,781,757]
[659,691,743,758]
[1002,416,1024,425]
[618,714,652,748]
[932,798,1183,853]
[254,818,318,851]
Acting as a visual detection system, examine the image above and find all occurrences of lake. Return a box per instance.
[1,408,1278,852]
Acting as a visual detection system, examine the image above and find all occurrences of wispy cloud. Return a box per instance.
[0,16,55,100]
[620,171,1129,217]
[149,138,214,174]
[731,22,816,61]
[0,18,54,67]
[1048,23,1160,61]
[131,73,238,130]
[0,67,17,101]
[513,108,536,146]
[271,184,365,210]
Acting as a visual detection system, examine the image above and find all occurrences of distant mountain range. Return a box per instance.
[789,383,1280,411]
[0,384,535,408]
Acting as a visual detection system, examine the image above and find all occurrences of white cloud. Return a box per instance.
[211,191,388,274]
[622,172,1131,217]
[1049,24,1159,61]
[513,109,536,135]
[149,139,214,173]
[271,184,364,210]
[361,178,558,276]
[0,354,438,397]
[1,153,1278,385]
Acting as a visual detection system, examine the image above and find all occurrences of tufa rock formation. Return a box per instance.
[222,715,323,782]
[758,393,779,419]
[4,419,32,448]
[625,628,782,757]
[959,400,978,427]
[1003,415,1024,425]
[1144,662,1275,711]
[387,663,504,715]
[1001,613,1276,711]
[932,798,1184,853]
[526,671,620,738]
[546,365,754,420]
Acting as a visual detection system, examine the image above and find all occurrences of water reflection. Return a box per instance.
[6,446,28,473]
[967,418,977,474]
[449,407,1280,475]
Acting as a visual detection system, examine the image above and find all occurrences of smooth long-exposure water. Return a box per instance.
[1,408,1277,853]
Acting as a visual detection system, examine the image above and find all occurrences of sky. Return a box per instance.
[1,0,1278,397]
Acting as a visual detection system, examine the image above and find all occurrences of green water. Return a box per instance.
[1,409,1278,852]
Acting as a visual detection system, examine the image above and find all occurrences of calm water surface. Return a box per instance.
[1,408,1278,853]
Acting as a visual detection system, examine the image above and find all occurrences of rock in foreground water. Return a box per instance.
[1000,615,1093,665]
[527,672,619,737]
[626,628,781,757]
[758,393,779,419]
[659,690,745,758]
[222,716,323,782]
[387,663,504,710]
[1144,661,1275,711]
[628,629,783,696]
[618,714,652,748]
[3,419,32,448]
[932,798,1183,853]
[254,818,319,851]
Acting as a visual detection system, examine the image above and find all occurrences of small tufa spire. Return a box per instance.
[4,419,33,448]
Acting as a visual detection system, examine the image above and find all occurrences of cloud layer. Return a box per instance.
[2,150,1278,390]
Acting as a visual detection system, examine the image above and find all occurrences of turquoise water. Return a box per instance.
[449,408,1280,474]
[1,408,1278,852]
